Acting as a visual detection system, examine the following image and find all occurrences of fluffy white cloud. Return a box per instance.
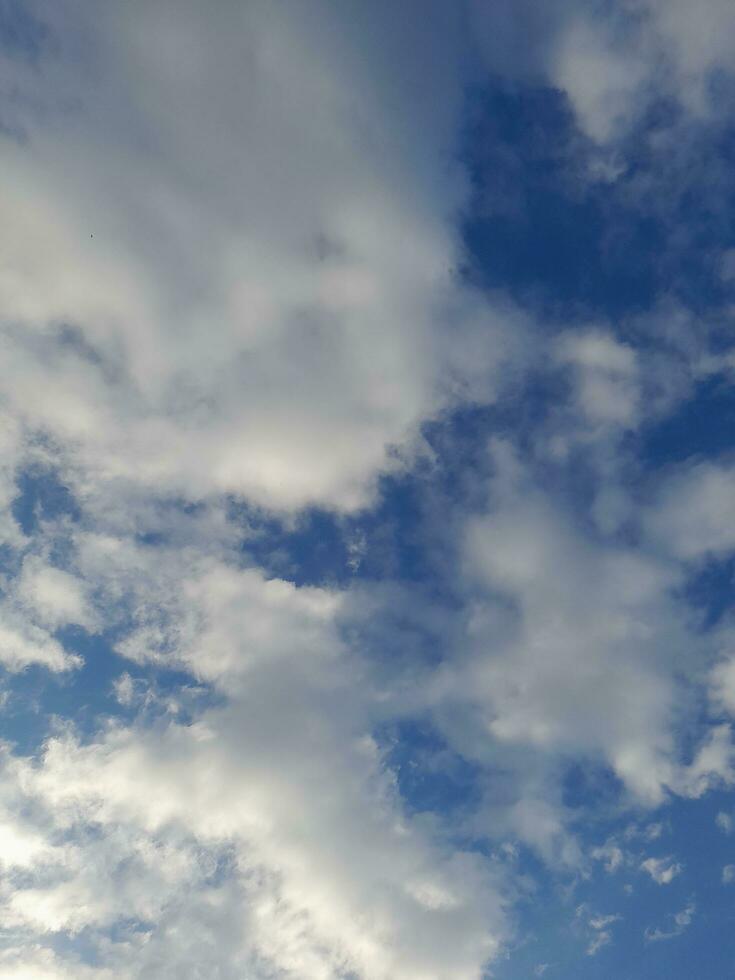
[0,527,513,978]
[0,0,518,516]
[0,552,92,672]
[0,603,508,978]
[0,619,80,673]
[16,557,93,631]
[555,329,640,431]
[456,442,699,805]
[471,0,735,144]
[646,462,735,560]
[552,14,649,144]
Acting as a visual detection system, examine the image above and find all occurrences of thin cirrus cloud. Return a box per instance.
[2,1,735,978]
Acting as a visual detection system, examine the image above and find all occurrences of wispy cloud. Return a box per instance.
[645,903,696,943]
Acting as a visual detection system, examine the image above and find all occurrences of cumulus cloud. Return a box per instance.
[454,440,714,806]
[0,0,520,517]
[556,330,640,428]
[0,640,508,978]
[646,462,735,561]
[0,521,515,978]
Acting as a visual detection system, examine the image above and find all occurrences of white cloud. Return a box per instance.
[0,3,734,976]
[575,905,621,957]
[552,15,649,144]
[5,701,507,978]
[16,557,93,631]
[587,930,614,957]
[0,619,80,673]
[591,842,626,873]
[708,650,735,721]
[0,553,94,672]
[722,864,735,884]
[0,536,512,978]
[455,441,703,807]
[470,0,735,146]
[0,6,536,971]
[0,946,114,980]
[640,857,683,885]
[646,463,735,561]
[0,0,519,517]
[645,902,695,942]
[556,329,640,429]
[717,812,734,834]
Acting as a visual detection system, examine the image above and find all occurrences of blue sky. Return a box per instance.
[2,2,735,977]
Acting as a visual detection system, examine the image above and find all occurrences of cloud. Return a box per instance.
[453,440,715,807]
[645,902,695,942]
[471,0,735,149]
[0,530,513,978]
[555,330,640,429]
[646,462,735,561]
[1,2,735,976]
[591,842,626,873]
[0,0,520,517]
[717,812,734,834]
[5,691,508,977]
[0,620,80,673]
[587,930,614,957]
[640,856,683,885]
[575,905,621,957]
[16,556,93,631]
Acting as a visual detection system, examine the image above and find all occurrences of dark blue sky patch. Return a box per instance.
[459,79,735,326]
[678,555,735,632]
[562,760,626,814]
[234,505,351,588]
[11,467,81,537]
[643,376,735,466]
[460,81,662,319]
[378,718,485,819]
[0,0,49,63]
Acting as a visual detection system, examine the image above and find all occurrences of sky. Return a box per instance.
[2,1,735,977]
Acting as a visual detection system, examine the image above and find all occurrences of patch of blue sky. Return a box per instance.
[643,376,735,466]
[0,0,48,62]
[492,790,735,977]
[2,472,221,754]
[460,78,735,326]
[461,83,663,319]
[11,467,81,538]
[0,626,215,756]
